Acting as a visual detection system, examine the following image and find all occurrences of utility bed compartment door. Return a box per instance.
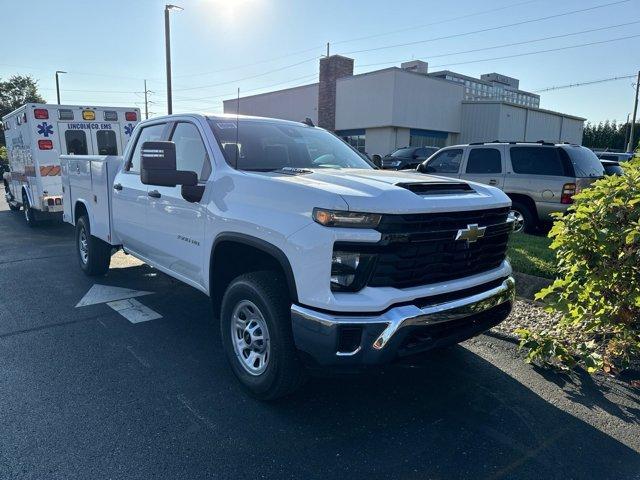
[60,155,122,245]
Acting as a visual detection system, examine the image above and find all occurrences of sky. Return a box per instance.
[1,0,639,124]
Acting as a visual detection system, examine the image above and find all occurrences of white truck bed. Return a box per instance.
[61,155,122,245]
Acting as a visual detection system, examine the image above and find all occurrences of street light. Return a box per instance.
[55,70,66,105]
[165,4,183,115]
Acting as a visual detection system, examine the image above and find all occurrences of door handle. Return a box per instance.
[148,190,161,198]
[489,179,498,186]
[113,183,123,191]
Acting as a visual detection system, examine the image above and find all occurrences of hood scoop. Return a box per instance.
[396,182,475,195]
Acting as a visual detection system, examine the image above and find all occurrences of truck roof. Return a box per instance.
[141,113,312,128]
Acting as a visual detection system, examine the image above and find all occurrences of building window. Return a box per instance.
[409,128,448,148]
[337,129,366,153]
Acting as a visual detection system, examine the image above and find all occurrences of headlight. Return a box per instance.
[385,160,401,167]
[331,250,376,291]
[313,208,381,228]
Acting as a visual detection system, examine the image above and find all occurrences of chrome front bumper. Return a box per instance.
[291,277,515,366]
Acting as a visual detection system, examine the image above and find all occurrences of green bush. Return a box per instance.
[517,159,640,374]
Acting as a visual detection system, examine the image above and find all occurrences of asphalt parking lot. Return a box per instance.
[1,197,639,480]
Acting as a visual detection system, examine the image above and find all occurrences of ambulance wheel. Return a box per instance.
[76,215,111,276]
[22,193,37,227]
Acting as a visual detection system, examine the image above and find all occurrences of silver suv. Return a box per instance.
[417,141,605,233]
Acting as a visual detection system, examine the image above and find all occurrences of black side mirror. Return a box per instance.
[140,141,197,187]
[371,154,382,168]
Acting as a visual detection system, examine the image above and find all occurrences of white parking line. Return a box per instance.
[76,284,162,323]
[76,284,152,308]
[107,298,163,324]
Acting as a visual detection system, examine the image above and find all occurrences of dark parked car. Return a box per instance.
[381,146,439,170]
[601,159,624,176]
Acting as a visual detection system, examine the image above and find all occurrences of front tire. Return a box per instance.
[76,215,111,276]
[220,271,304,400]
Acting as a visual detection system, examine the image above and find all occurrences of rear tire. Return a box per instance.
[76,215,111,276]
[220,271,305,400]
[22,193,37,227]
[510,201,537,234]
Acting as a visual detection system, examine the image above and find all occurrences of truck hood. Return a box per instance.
[256,168,511,214]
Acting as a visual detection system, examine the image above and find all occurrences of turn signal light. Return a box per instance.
[561,183,576,204]
[38,140,53,150]
[82,110,96,120]
[125,111,138,121]
[34,108,49,119]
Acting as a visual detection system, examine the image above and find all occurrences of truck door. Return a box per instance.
[460,146,505,189]
[145,121,210,288]
[111,122,166,253]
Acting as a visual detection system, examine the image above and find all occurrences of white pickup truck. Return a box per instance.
[61,114,516,399]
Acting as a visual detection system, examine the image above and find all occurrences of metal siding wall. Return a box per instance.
[525,110,562,142]
[460,103,501,143]
[560,118,584,144]
[497,104,526,142]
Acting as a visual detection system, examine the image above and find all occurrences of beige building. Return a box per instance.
[223,56,584,157]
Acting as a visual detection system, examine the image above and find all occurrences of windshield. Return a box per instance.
[208,118,373,171]
[564,146,605,178]
[390,148,415,158]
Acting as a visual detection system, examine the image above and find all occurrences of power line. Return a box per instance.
[332,0,542,46]
[172,72,319,104]
[171,0,542,80]
[428,33,640,68]
[340,0,630,55]
[532,74,637,92]
[172,56,318,92]
[355,20,640,69]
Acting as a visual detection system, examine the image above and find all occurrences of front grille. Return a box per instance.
[367,207,510,289]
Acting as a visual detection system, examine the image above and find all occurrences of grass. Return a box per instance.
[507,233,557,279]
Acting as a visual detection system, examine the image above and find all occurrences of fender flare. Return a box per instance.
[72,199,91,226]
[211,232,299,303]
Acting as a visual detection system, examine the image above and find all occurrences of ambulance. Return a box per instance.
[2,104,140,226]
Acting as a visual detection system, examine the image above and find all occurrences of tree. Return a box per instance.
[582,119,638,151]
[0,75,46,146]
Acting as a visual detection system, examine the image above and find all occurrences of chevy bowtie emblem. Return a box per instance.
[455,223,487,244]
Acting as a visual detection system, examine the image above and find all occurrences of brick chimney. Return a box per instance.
[318,55,354,130]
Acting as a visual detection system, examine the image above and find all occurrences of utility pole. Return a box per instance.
[624,113,630,150]
[55,70,66,104]
[627,70,640,152]
[143,79,150,120]
[165,4,183,115]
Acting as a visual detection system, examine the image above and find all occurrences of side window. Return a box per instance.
[96,130,118,155]
[426,149,463,174]
[466,148,502,174]
[510,147,568,176]
[65,130,88,155]
[414,148,427,159]
[170,122,211,181]
[127,123,166,173]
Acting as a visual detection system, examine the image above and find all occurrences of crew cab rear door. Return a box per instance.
[144,120,211,288]
[111,121,167,253]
